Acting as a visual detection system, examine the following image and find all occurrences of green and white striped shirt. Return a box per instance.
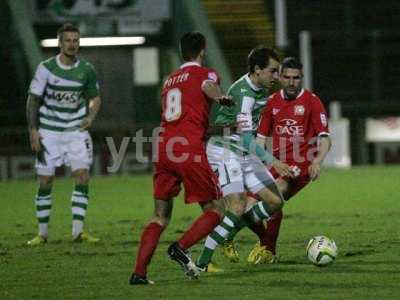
[29,54,100,132]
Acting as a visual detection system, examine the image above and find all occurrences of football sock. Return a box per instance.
[226,206,267,241]
[178,210,220,250]
[36,186,52,238]
[197,211,240,267]
[71,185,88,239]
[134,222,164,277]
[243,201,271,223]
[261,210,283,254]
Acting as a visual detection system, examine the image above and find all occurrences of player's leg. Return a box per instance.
[259,178,289,254]
[175,200,223,251]
[222,194,261,262]
[173,152,224,251]
[131,156,180,285]
[195,145,247,270]
[131,198,173,285]
[67,131,97,242]
[196,192,246,269]
[167,152,224,277]
[28,130,58,245]
[71,168,98,242]
[27,175,54,245]
[240,158,285,228]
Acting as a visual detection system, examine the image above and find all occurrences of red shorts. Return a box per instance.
[153,151,221,204]
[269,165,311,200]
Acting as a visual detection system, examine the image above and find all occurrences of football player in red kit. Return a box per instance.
[247,57,332,263]
[130,32,233,284]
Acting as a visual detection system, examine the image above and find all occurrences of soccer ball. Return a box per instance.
[306,235,337,266]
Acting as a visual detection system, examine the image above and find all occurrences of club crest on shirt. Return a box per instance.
[294,105,305,115]
[208,72,218,82]
[272,108,280,115]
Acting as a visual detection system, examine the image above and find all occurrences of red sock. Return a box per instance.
[261,211,283,254]
[249,221,267,240]
[178,210,221,250]
[134,222,164,277]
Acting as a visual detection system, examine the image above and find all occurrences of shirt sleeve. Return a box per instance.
[28,63,48,97]
[84,63,100,99]
[310,95,330,136]
[257,101,273,139]
[201,68,220,88]
[241,131,274,164]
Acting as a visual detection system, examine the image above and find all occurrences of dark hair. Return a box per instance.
[281,57,303,72]
[247,46,279,73]
[57,23,80,40]
[180,32,206,62]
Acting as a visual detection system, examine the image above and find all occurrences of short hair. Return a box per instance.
[281,57,303,72]
[247,46,279,73]
[180,32,206,62]
[57,23,80,41]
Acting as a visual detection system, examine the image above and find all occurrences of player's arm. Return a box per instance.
[308,96,332,181]
[81,64,101,130]
[26,94,41,152]
[309,135,332,181]
[80,96,101,130]
[238,98,293,177]
[27,63,47,152]
[202,81,233,106]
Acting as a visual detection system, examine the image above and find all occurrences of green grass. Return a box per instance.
[1,166,400,299]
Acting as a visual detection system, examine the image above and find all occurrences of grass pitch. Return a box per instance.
[1,166,399,299]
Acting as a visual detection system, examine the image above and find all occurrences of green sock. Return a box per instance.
[36,186,52,237]
[197,211,240,267]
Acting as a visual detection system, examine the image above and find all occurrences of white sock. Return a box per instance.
[72,220,84,239]
[39,223,48,238]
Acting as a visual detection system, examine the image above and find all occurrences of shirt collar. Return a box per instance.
[180,61,201,69]
[280,88,305,100]
[245,73,262,91]
[56,54,80,70]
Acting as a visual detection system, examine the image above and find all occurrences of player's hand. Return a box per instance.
[308,161,322,181]
[29,129,41,152]
[216,95,234,106]
[272,159,294,178]
[236,113,252,132]
[80,116,94,131]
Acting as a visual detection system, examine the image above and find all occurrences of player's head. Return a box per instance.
[280,57,303,99]
[57,23,80,58]
[248,46,280,89]
[180,32,206,63]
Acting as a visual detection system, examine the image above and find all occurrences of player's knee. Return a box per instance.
[268,195,284,212]
[200,200,224,218]
[225,193,246,215]
[151,215,170,228]
[73,169,90,185]
[39,175,54,188]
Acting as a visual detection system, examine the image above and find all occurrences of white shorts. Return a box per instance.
[206,141,275,197]
[36,129,93,176]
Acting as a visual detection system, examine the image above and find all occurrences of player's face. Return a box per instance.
[59,31,80,58]
[280,68,302,98]
[257,58,279,88]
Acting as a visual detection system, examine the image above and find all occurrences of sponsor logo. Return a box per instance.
[272,108,280,115]
[240,88,247,93]
[275,119,304,136]
[320,113,327,127]
[294,105,305,115]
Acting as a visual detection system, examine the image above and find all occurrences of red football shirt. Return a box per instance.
[158,62,219,154]
[257,89,329,167]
